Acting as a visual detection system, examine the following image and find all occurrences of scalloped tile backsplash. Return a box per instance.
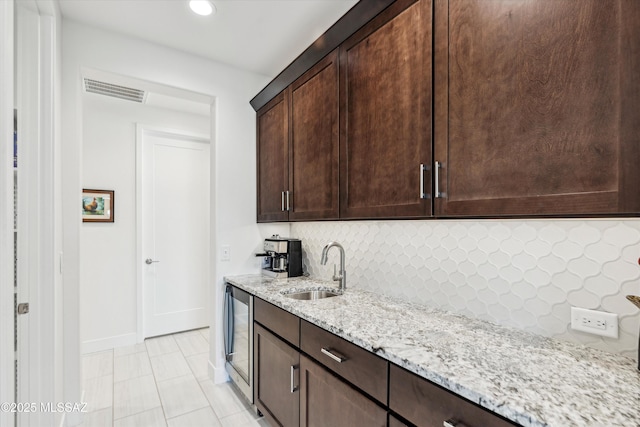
[291,219,640,360]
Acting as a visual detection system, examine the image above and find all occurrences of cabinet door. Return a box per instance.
[257,91,290,222]
[254,323,300,427]
[339,0,433,219]
[389,415,409,427]
[299,355,386,427]
[434,0,640,216]
[289,50,340,221]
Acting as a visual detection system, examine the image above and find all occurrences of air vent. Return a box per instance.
[83,78,146,103]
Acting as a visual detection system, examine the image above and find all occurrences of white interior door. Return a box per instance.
[141,128,210,338]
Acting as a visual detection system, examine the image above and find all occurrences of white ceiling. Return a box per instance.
[58,0,359,78]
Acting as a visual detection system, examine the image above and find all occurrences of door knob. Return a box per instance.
[145,258,160,265]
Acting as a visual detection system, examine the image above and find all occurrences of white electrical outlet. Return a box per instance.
[221,245,231,262]
[571,307,618,338]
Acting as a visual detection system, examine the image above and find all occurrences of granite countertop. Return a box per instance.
[225,274,640,427]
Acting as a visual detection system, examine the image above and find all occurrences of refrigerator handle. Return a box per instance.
[223,284,234,359]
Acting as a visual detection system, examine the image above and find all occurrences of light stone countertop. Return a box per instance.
[224,274,640,427]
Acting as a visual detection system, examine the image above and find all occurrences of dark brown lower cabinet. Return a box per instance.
[389,364,517,427]
[299,355,386,427]
[254,297,519,427]
[254,323,300,427]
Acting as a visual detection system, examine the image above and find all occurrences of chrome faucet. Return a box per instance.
[320,242,346,291]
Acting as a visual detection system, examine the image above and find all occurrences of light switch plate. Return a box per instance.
[221,245,231,261]
[571,307,618,338]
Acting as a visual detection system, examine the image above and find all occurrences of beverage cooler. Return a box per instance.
[223,284,253,403]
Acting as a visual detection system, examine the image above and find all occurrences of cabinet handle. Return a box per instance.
[285,190,290,211]
[321,347,346,363]
[434,161,445,199]
[419,163,430,199]
[290,365,298,393]
[281,191,285,212]
[443,420,468,427]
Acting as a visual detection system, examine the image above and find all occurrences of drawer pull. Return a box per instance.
[444,420,467,427]
[321,347,346,363]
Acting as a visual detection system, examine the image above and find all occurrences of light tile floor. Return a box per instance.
[80,328,269,427]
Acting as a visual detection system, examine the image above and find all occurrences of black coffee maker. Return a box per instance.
[257,235,303,278]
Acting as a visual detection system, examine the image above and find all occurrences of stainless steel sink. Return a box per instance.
[285,290,341,300]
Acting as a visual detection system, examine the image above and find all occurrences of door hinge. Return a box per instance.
[17,303,29,315]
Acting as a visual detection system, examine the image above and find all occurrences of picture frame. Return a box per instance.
[82,189,115,223]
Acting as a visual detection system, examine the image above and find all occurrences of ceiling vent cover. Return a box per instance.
[83,78,146,103]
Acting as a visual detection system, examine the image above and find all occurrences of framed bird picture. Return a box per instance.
[82,189,115,223]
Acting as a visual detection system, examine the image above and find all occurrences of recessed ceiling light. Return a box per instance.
[189,0,215,16]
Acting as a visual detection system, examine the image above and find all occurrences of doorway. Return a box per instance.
[137,126,211,338]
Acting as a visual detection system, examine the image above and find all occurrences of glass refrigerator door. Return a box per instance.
[224,285,250,382]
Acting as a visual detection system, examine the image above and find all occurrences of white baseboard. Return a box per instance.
[210,358,229,384]
[62,390,85,426]
[81,332,137,354]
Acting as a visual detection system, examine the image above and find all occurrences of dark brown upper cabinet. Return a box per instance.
[257,92,289,222]
[289,51,340,221]
[256,51,340,222]
[433,0,640,217]
[339,0,433,219]
[256,0,640,222]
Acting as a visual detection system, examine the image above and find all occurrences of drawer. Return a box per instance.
[300,320,387,403]
[254,298,300,347]
[389,364,518,427]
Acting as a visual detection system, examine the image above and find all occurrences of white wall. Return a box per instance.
[62,19,288,394]
[293,219,640,361]
[80,95,210,352]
